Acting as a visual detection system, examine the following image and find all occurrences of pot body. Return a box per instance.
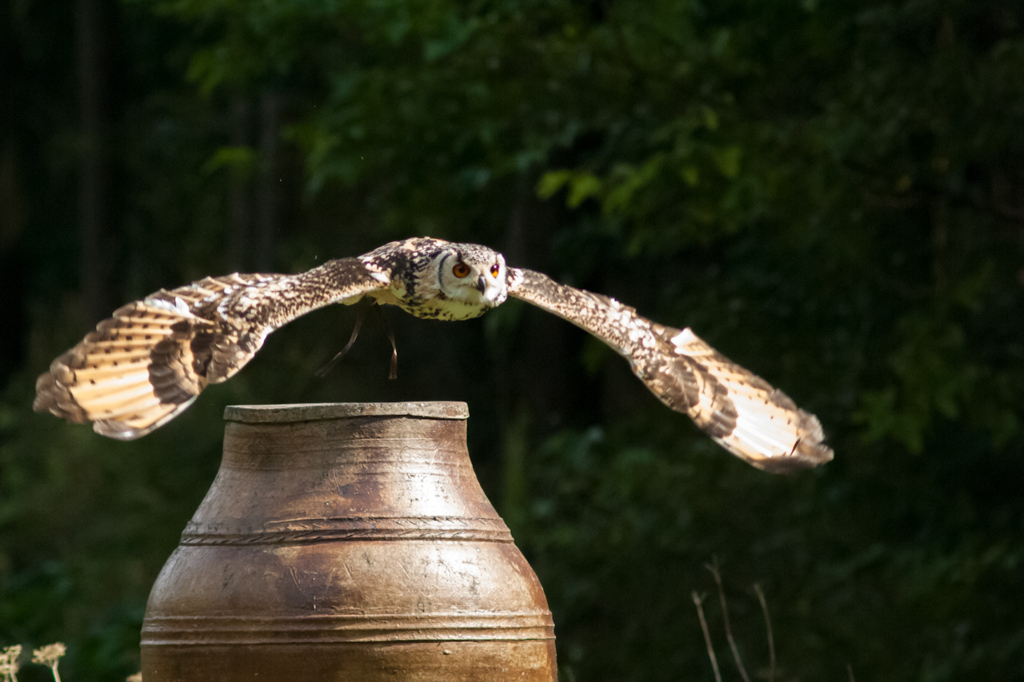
[140,402,556,681]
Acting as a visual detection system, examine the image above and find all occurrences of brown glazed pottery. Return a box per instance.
[140,402,556,681]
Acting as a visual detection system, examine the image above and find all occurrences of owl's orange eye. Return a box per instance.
[490,264,500,278]
[452,262,471,278]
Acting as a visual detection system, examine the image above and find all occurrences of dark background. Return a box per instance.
[2,1,1023,680]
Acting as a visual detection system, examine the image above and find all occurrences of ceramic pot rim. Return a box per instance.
[224,402,469,423]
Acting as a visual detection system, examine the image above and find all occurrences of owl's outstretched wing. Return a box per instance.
[33,258,390,440]
[506,267,833,473]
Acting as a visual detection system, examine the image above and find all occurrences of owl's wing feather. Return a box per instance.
[507,267,832,472]
[34,258,390,440]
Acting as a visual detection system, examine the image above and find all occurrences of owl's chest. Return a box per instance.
[379,270,488,321]
[397,297,489,321]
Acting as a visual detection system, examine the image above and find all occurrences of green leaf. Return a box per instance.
[713,146,742,178]
[567,172,603,208]
[201,146,258,177]
[680,166,700,186]
[701,106,719,131]
[536,170,572,199]
[603,155,664,213]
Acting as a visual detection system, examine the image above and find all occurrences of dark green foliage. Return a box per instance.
[2,0,1023,679]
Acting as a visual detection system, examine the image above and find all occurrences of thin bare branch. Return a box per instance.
[706,558,751,682]
[692,591,722,682]
[847,663,856,682]
[753,583,776,682]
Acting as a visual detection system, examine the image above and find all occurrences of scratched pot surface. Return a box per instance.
[141,402,557,681]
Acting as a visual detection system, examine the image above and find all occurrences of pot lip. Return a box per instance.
[224,402,469,423]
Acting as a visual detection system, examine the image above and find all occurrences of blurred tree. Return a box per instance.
[77,0,116,322]
[1,0,1022,680]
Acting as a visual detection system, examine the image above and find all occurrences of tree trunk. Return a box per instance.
[255,91,281,272]
[227,97,252,272]
[77,0,111,322]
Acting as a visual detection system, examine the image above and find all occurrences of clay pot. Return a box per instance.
[140,402,556,681]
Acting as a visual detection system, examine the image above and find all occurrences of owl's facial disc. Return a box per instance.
[477,260,506,304]
[438,248,506,307]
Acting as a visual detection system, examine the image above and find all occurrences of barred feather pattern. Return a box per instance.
[506,267,833,473]
[36,238,831,472]
[34,258,387,440]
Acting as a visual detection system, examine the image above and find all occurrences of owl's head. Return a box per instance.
[436,243,508,308]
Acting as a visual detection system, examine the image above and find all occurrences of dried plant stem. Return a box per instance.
[692,591,722,682]
[0,645,22,682]
[847,663,856,682]
[753,577,774,679]
[753,583,776,682]
[30,643,66,682]
[706,558,751,682]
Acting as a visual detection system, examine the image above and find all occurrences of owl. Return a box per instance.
[34,237,832,473]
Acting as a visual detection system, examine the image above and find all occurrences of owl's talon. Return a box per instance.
[315,303,367,378]
[369,303,399,381]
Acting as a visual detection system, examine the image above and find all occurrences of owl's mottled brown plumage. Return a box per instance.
[506,268,830,472]
[34,237,832,472]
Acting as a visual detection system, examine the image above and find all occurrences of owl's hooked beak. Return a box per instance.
[475,275,487,294]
